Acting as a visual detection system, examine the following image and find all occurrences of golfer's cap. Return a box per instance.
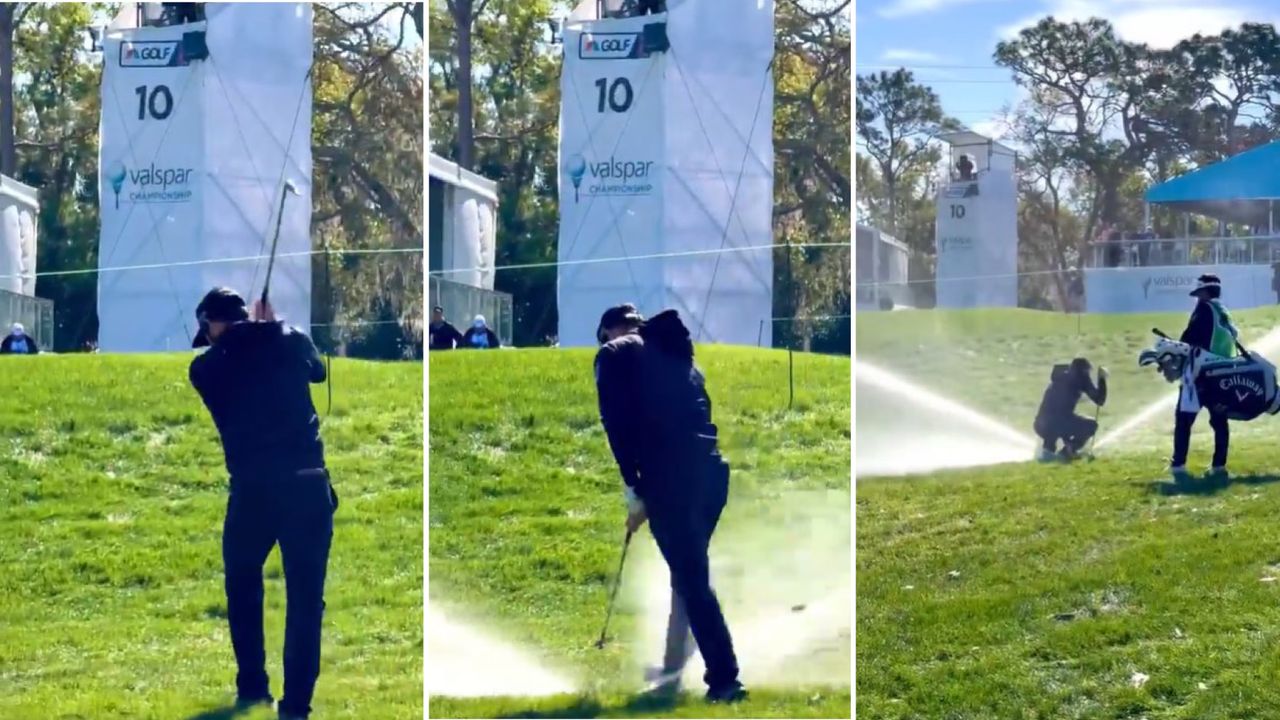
[195,287,249,323]
[599,303,644,330]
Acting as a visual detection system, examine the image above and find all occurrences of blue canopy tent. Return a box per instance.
[1146,141,1280,228]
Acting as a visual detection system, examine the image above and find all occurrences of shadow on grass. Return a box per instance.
[496,689,683,718]
[1144,473,1280,497]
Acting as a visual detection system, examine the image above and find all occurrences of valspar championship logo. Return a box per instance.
[939,236,974,252]
[1141,274,1196,299]
[105,162,196,205]
[120,41,190,68]
[578,32,650,60]
[564,153,654,203]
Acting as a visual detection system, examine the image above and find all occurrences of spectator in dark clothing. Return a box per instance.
[956,154,975,181]
[594,304,745,704]
[1033,357,1108,462]
[188,287,336,720]
[428,306,463,351]
[461,315,500,349]
[0,322,38,354]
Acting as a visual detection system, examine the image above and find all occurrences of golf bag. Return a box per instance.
[1138,335,1280,421]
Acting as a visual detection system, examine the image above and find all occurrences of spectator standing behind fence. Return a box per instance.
[461,315,501,350]
[0,323,38,354]
[428,306,464,351]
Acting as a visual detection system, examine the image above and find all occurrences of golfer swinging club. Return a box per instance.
[593,303,746,703]
[189,287,336,720]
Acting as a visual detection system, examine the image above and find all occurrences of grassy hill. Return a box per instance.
[429,346,851,719]
[857,307,1280,718]
[0,354,422,719]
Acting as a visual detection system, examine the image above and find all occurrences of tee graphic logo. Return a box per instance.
[1143,275,1194,299]
[566,154,586,202]
[107,163,196,205]
[120,41,187,68]
[107,162,127,209]
[563,154,655,203]
[579,32,646,60]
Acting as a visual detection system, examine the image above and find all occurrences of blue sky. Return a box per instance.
[855,0,1280,143]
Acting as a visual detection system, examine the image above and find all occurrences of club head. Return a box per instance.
[283,179,300,196]
[594,637,607,650]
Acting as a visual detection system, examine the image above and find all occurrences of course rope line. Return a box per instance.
[426,241,850,278]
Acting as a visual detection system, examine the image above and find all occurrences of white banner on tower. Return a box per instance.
[98,4,312,352]
[557,2,774,348]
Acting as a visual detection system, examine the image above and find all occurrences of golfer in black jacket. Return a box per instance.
[188,287,336,720]
[594,304,745,703]
[1033,358,1108,462]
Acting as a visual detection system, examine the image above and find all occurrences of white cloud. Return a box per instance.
[997,1,1270,48]
[881,48,946,63]
[879,0,1010,20]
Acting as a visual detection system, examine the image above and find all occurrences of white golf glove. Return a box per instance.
[624,485,645,515]
[1098,366,1109,380]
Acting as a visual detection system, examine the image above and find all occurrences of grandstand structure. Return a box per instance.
[1086,141,1280,312]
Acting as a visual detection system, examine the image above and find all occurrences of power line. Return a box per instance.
[426,241,850,278]
[857,62,1006,71]
[2,247,420,281]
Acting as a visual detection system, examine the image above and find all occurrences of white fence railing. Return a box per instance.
[1088,235,1280,268]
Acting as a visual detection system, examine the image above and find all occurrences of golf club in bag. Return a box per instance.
[595,530,633,649]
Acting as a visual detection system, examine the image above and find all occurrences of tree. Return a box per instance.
[855,68,949,238]
[442,0,493,170]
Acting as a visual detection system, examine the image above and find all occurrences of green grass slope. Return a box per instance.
[857,308,1280,718]
[0,355,422,720]
[429,346,851,719]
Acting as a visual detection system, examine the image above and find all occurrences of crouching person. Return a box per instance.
[1033,358,1108,462]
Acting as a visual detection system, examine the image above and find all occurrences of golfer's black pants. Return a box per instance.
[1034,414,1097,453]
[223,468,335,717]
[1172,409,1229,468]
[645,457,738,691]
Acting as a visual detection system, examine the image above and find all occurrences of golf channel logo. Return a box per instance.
[120,40,187,68]
[1141,274,1195,300]
[564,153,654,203]
[579,32,646,60]
[106,162,195,206]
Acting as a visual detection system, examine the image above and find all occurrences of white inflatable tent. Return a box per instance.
[428,152,497,291]
[97,3,313,352]
[556,0,775,347]
[0,175,38,297]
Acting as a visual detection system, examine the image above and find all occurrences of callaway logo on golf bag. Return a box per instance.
[1138,334,1280,421]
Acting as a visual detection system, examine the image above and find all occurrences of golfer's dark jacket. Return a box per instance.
[190,321,327,480]
[594,333,720,498]
[1035,365,1107,426]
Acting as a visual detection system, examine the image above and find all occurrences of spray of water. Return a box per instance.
[427,608,575,698]
[855,359,1035,476]
[631,489,851,689]
[1097,325,1280,450]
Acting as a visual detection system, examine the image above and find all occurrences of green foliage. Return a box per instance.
[0,354,422,717]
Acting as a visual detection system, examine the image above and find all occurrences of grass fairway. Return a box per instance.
[429,346,851,719]
[0,354,422,719]
[857,307,1280,718]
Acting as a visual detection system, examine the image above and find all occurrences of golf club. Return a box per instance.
[594,529,633,649]
[261,179,300,308]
